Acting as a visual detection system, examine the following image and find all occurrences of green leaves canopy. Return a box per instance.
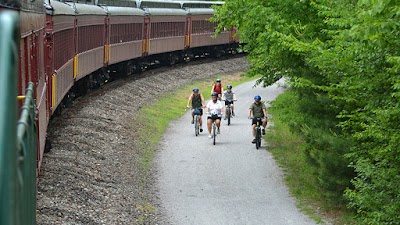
[214,0,400,223]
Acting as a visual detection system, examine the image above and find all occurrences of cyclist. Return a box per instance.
[206,92,224,138]
[187,87,206,132]
[221,84,237,119]
[211,78,224,99]
[248,95,268,144]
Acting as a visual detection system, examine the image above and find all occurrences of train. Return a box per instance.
[0,0,239,175]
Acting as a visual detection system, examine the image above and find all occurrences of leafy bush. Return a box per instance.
[214,0,400,223]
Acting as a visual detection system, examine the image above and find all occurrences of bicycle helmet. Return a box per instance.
[216,78,221,82]
[254,95,261,101]
[193,88,199,92]
[227,85,232,89]
[211,92,218,97]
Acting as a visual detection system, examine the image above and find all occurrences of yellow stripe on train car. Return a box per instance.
[73,55,78,79]
[106,45,110,63]
[52,74,56,109]
[105,45,108,64]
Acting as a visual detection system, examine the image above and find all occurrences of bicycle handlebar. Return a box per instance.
[248,116,267,119]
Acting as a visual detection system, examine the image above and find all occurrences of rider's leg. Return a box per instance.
[207,118,212,134]
[262,118,267,128]
[199,116,203,132]
[252,124,256,143]
[216,119,221,133]
[231,104,234,115]
[261,118,267,135]
[191,111,194,124]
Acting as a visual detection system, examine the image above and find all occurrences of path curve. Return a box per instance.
[156,79,317,225]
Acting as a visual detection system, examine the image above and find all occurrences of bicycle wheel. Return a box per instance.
[194,115,199,136]
[227,107,231,126]
[212,122,216,145]
[255,127,261,149]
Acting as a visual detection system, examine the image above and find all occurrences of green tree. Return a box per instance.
[214,0,400,223]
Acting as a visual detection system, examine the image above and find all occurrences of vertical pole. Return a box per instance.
[0,10,20,225]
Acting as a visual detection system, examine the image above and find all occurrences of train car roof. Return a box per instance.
[138,0,182,9]
[98,0,137,7]
[72,2,107,15]
[144,7,188,16]
[45,0,76,15]
[105,6,145,16]
[184,8,214,15]
[181,1,224,9]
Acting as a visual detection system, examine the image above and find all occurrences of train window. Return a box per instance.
[78,25,103,53]
[149,22,185,39]
[53,29,74,70]
[191,19,217,34]
[110,23,143,44]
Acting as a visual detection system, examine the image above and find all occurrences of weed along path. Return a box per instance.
[156,78,317,225]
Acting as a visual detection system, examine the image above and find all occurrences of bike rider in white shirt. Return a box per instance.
[206,92,224,138]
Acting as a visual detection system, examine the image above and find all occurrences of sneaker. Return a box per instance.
[232,112,235,116]
[262,129,266,135]
[200,128,203,132]
[217,128,220,134]
[208,135,212,139]
[191,119,194,124]
[252,139,256,144]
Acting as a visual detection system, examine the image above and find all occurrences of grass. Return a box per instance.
[266,91,356,224]
[130,71,256,223]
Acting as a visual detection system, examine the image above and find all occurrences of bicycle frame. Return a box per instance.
[251,117,262,149]
[225,102,231,126]
[193,107,201,136]
[207,112,220,145]
[194,114,200,136]
[212,120,217,145]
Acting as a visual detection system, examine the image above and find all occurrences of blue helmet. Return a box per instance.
[227,85,232,89]
[211,92,218,97]
[193,88,199,92]
[254,95,261,101]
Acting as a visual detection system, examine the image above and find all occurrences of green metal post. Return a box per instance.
[17,82,37,225]
[0,10,20,225]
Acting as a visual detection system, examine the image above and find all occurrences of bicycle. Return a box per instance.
[208,112,220,145]
[250,117,262,149]
[224,100,236,126]
[212,119,217,145]
[193,108,201,136]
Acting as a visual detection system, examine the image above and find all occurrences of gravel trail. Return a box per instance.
[156,79,318,224]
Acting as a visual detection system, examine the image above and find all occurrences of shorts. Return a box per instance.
[251,118,263,125]
[208,114,221,121]
[225,100,234,106]
[193,108,203,116]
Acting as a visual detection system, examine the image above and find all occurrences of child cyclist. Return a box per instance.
[221,84,237,119]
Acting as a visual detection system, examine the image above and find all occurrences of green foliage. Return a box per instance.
[215,0,400,223]
[268,90,356,223]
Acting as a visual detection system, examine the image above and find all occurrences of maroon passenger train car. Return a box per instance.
[2,0,239,174]
[1,0,48,172]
